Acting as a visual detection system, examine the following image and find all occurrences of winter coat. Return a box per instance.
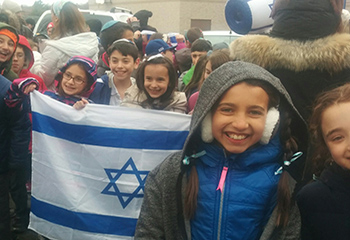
[297,163,350,240]
[31,32,99,90]
[0,22,18,81]
[0,75,30,173]
[122,84,187,113]
[89,72,135,105]
[135,61,308,240]
[229,0,350,121]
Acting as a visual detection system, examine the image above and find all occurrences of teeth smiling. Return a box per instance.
[227,134,247,140]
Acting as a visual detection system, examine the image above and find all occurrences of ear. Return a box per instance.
[134,57,140,69]
[260,107,280,145]
[201,112,214,143]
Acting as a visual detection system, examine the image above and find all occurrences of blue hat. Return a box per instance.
[101,20,119,32]
[145,39,174,56]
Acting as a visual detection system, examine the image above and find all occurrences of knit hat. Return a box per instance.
[52,0,70,18]
[100,20,118,32]
[56,56,97,86]
[1,0,22,14]
[145,39,175,56]
[0,27,18,51]
[270,0,342,40]
[134,10,153,27]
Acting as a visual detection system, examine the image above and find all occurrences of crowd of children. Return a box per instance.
[1,0,350,239]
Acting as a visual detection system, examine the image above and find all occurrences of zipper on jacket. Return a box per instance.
[217,151,229,240]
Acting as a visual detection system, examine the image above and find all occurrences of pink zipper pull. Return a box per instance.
[216,166,228,193]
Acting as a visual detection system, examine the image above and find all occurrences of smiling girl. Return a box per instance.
[297,83,350,240]
[135,61,308,240]
[7,56,97,109]
[122,54,187,113]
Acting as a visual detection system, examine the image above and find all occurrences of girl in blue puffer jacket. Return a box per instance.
[135,61,309,240]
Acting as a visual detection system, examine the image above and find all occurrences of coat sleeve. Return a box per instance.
[31,45,60,90]
[5,78,39,110]
[6,99,31,170]
[135,165,165,239]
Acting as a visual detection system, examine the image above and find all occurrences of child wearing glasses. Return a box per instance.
[89,39,140,106]
[6,56,97,110]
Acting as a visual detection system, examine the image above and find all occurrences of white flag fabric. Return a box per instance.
[29,91,190,240]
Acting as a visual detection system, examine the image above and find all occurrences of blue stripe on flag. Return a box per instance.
[31,196,137,236]
[32,112,188,150]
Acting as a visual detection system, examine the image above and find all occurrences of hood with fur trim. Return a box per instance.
[230,33,350,74]
[182,61,307,158]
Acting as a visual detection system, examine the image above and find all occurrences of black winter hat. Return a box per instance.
[134,10,153,27]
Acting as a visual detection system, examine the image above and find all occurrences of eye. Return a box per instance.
[219,107,233,113]
[249,110,264,116]
[65,72,72,78]
[331,135,344,142]
[8,41,14,47]
[75,77,85,83]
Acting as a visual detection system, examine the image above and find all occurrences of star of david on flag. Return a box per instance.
[29,91,190,240]
[102,158,149,208]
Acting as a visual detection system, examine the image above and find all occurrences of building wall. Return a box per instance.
[88,0,230,34]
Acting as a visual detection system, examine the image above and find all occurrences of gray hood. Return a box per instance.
[182,61,308,158]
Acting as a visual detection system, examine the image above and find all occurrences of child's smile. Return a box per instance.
[144,64,169,99]
[212,82,269,153]
[61,65,87,96]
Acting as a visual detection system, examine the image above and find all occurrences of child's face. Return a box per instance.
[144,64,169,99]
[204,60,212,80]
[109,50,138,82]
[191,51,207,65]
[122,30,135,42]
[0,35,15,63]
[61,64,88,96]
[163,50,173,63]
[212,82,269,154]
[11,46,26,74]
[321,102,350,170]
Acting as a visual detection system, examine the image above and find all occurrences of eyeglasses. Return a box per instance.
[62,72,85,85]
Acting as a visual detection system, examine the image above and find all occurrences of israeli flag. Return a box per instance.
[29,91,190,239]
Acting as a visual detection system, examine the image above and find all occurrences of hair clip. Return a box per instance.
[274,151,303,175]
[182,151,206,165]
[147,53,164,61]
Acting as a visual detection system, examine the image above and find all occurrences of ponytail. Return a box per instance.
[276,110,298,227]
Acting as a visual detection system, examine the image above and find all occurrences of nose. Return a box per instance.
[116,61,123,68]
[150,80,157,88]
[231,115,249,130]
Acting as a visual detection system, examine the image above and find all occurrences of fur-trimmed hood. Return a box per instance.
[230,33,350,74]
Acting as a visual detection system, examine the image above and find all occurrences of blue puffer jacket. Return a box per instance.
[191,135,283,240]
[0,75,31,173]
